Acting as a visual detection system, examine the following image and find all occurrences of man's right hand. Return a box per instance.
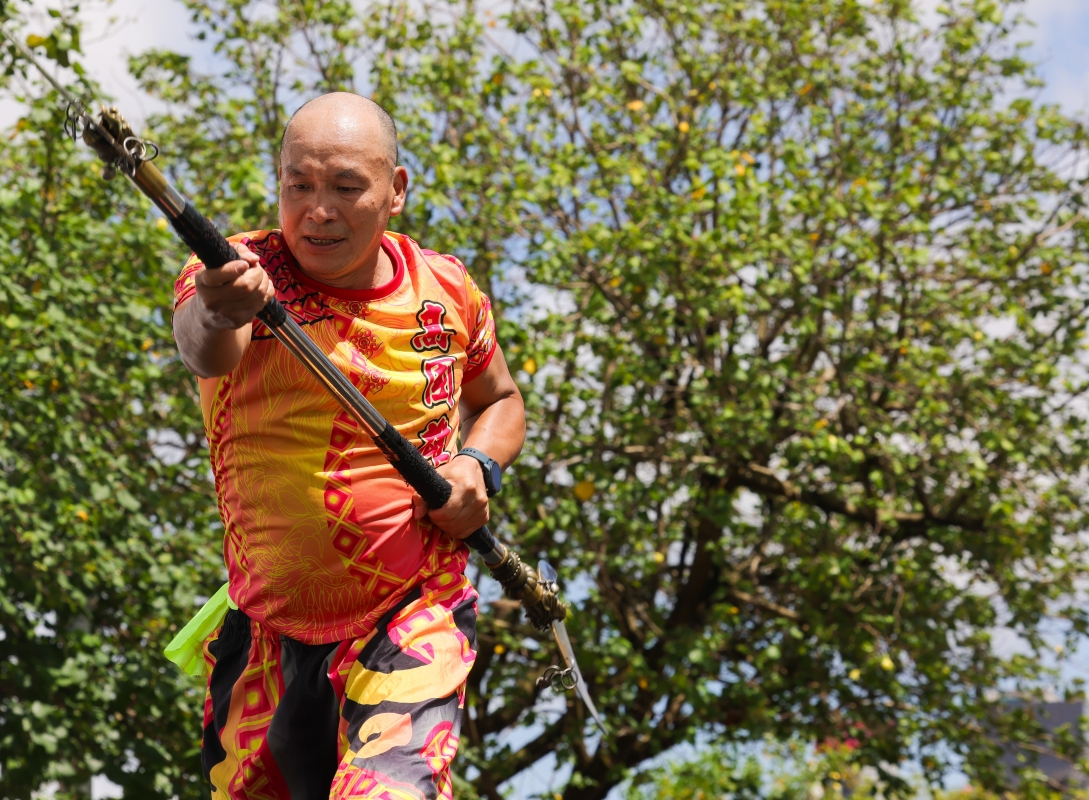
[174,243,275,378]
[194,243,275,329]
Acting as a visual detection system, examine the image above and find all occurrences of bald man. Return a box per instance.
[172,93,525,800]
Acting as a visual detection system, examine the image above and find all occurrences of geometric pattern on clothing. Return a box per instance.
[173,230,496,644]
[202,572,478,800]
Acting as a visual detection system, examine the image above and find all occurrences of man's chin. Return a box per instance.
[292,247,350,279]
[290,235,355,276]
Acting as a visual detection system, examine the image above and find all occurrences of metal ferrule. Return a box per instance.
[156,185,186,218]
[479,541,507,567]
[129,161,186,218]
[267,316,389,437]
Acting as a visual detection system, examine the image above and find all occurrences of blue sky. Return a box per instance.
[1019,0,1089,112]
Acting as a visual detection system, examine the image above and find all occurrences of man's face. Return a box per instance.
[278,115,407,283]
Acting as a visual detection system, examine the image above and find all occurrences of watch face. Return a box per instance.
[487,460,503,493]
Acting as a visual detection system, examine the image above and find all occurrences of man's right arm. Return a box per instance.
[173,243,276,378]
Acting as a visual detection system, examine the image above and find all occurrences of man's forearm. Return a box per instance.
[174,298,251,378]
[460,393,526,470]
[173,245,274,378]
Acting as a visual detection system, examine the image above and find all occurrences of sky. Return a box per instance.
[3,0,1089,797]
[1017,0,1089,111]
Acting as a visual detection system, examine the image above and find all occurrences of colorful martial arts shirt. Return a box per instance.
[174,229,497,645]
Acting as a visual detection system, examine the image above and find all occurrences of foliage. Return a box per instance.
[626,747,772,800]
[369,0,1089,796]
[5,0,1089,798]
[628,738,1089,800]
[0,5,221,799]
[626,740,870,800]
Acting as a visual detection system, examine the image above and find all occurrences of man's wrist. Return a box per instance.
[455,447,502,497]
[193,291,247,331]
[190,293,222,330]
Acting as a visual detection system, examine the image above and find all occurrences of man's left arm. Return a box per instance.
[411,345,526,538]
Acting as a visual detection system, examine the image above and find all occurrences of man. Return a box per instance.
[173,92,525,800]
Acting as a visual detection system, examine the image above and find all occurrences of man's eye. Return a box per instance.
[290,183,309,191]
[338,186,362,193]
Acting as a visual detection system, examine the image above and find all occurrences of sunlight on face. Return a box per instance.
[278,99,406,288]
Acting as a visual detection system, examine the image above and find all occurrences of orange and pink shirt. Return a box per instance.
[174,230,496,644]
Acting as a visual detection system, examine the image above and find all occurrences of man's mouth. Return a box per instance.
[303,236,344,247]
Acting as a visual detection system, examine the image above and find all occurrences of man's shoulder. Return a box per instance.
[183,230,281,270]
[227,231,294,278]
[418,248,468,275]
[227,229,280,250]
[388,231,468,278]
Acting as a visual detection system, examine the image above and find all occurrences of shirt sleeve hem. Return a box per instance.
[462,344,497,385]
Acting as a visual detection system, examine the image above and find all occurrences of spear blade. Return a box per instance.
[552,617,606,734]
[539,561,606,735]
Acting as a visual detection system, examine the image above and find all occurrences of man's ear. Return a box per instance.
[390,165,410,217]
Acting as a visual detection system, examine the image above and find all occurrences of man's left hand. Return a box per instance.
[411,455,489,539]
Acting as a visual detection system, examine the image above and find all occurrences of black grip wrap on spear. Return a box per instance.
[170,201,289,329]
[256,300,289,329]
[172,201,236,270]
[375,422,453,509]
[369,422,563,628]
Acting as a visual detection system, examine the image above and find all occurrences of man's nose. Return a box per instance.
[308,192,339,223]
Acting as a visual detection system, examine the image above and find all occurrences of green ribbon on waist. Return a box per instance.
[164,583,237,677]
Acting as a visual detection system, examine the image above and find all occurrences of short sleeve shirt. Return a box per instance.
[174,230,497,644]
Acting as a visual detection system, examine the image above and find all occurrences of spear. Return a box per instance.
[0,22,605,733]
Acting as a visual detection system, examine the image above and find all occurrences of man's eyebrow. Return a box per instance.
[335,168,366,181]
[281,166,367,181]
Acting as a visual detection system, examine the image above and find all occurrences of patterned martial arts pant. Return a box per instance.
[201,573,478,800]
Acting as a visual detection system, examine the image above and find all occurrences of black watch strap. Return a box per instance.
[456,447,502,497]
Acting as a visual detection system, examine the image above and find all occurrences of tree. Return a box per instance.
[6,0,1089,798]
[625,739,868,800]
[0,6,221,798]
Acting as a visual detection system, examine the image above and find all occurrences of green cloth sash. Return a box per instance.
[164,582,237,677]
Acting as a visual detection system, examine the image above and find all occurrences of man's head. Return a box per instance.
[278,92,408,287]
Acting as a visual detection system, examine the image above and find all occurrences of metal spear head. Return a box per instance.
[537,560,606,735]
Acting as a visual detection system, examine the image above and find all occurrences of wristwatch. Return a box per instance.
[456,448,502,497]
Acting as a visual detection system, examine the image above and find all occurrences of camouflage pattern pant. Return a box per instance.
[201,573,478,800]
